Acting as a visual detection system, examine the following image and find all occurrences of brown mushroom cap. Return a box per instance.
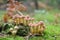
[25,17,31,21]
[38,21,44,25]
[34,23,39,27]
[26,15,30,18]
[12,14,20,19]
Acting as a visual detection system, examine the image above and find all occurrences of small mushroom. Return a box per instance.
[11,30,17,36]
[9,28,13,32]
[30,24,35,34]
[31,18,34,23]
[14,26,19,30]
[38,21,44,26]
[34,24,39,33]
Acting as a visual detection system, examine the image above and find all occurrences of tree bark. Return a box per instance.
[33,0,38,9]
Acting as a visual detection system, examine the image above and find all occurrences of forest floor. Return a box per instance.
[0,9,60,40]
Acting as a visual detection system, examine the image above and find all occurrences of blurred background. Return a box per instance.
[0,0,60,10]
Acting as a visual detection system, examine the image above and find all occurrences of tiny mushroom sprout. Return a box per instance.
[12,30,17,36]
[9,28,13,32]
[14,26,19,30]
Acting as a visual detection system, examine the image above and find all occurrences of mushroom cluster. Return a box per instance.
[3,0,45,35]
[11,14,45,35]
[9,25,19,36]
[29,21,45,35]
[12,14,34,26]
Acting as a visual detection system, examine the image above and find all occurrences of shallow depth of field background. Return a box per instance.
[0,0,60,40]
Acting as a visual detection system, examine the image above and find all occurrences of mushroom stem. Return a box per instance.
[24,19,26,26]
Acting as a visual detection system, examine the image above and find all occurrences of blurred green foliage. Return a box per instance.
[0,0,60,9]
[39,0,60,8]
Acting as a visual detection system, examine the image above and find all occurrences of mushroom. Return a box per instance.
[11,30,17,36]
[34,23,39,34]
[38,21,45,33]
[39,21,44,26]
[31,18,34,23]
[19,15,24,24]
[21,15,25,24]
[9,28,13,32]
[24,15,30,18]
[30,24,35,34]
[13,14,20,25]
[24,17,31,26]
[14,26,19,30]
